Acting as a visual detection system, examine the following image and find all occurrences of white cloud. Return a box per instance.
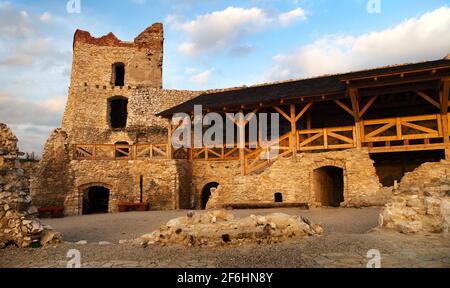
[40,11,51,22]
[190,69,212,84]
[168,6,307,57]
[267,6,450,80]
[279,8,306,26]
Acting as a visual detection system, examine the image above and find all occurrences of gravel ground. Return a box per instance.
[39,207,381,243]
[1,208,449,268]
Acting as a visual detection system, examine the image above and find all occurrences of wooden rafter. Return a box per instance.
[416,91,440,109]
[334,99,354,117]
[359,95,378,118]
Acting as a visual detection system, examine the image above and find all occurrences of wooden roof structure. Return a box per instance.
[158,58,450,117]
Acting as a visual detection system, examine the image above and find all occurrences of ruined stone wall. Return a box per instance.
[205,149,383,209]
[30,129,70,208]
[192,160,241,208]
[1,124,60,248]
[64,159,192,216]
[380,160,450,233]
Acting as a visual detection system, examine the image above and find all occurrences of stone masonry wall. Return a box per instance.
[30,129,70,208]
[380,160,450,233]
[64,159,192,216]
[1,124,60,248]
[205,149,383,209]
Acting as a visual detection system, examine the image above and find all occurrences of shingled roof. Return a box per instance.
[158,58,450,117]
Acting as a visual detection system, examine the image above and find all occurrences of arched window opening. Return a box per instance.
[112,63,125,86]
[108,96,128,129]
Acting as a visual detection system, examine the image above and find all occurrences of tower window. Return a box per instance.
[113,63,125,86]
[108,96,128,129]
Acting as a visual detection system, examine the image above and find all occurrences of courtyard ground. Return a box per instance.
[0,208,449,268]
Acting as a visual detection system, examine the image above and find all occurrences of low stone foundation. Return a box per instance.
[137,210,323,247]
[379,160,450,234]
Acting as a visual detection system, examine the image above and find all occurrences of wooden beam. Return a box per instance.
[274,106,291,122]
[416,91,440,109]
[349,88,360,122]
[290,104,297,155]
[295,103,313,122]
[359,95,378,118]
[238,111,246,175]
[334,100,354,117]
[441,81,450,115]
[167,121,173,159]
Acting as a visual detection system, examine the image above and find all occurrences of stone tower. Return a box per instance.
[61,23,164,144]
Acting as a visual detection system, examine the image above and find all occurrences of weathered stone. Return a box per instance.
[380,161,450,234]
[137,211,322,247]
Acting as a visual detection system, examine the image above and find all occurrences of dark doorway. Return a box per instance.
[313,166,344,207]
[108,97,128,129]
[113,63,125,86]
[274,192,283,203]
[201,182,219,210]
[82,186,110,215]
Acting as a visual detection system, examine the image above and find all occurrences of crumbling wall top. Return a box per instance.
[73,23,163,49]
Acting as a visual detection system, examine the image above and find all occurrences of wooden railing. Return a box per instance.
[190,143,257,161]
[73,144,169,160]
[297,126,356,151]
[244,133,292,175]
[362,114,443,142]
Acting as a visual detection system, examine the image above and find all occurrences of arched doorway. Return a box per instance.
[274,192,283,203]
[201,182,219,210]
[82,186,110,215]
[313,166,344,207]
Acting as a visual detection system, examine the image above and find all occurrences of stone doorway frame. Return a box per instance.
[77,182,114,215]
[309,160,348,207]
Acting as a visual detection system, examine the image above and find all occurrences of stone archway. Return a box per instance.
[78,183,112,215]
[313,166,344,207]
[201,182,219,210]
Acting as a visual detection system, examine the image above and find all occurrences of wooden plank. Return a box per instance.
[359,96,378,118]
[441,81,450,115]
[401,121,438,135]
[298,132,324,147]
[366,122,396,139]
[295,103,313,122]
[274,106,291,122]
[334,100,354,117]
[368,143,445,154]
[416,91,440,109]
[328,131,354,144]
[349,88,361,122]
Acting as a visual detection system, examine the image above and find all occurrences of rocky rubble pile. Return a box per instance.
[0,123,61,248]
[137,210,323,247]
[379,160,450,234]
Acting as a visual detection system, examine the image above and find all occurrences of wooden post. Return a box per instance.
[167,121,173,159]
[349,88,362,149]
[290,104,297,155]
[441,80,450,159]
[239,110,246,175]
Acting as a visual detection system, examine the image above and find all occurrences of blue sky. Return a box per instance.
[0,0,449,154]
